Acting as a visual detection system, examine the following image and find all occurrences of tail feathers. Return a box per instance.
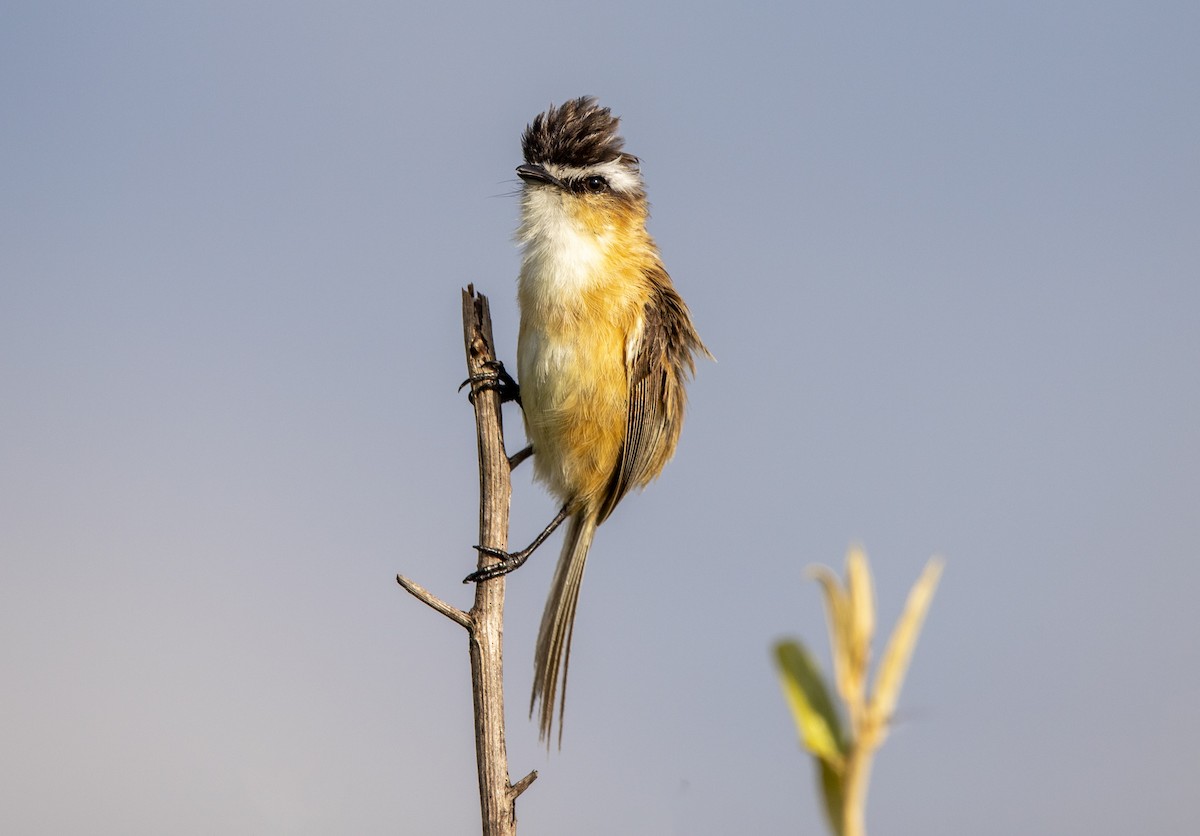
[531,511,597,746]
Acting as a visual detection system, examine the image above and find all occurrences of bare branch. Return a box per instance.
[396,285,531,835]
[462,285,525,835]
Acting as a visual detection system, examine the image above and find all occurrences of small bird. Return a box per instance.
[467,97,708,744]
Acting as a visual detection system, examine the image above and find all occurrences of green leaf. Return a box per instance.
[818,757,845,836]
[773,639,846,766]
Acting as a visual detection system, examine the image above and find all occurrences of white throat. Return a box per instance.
[517,188,611,296]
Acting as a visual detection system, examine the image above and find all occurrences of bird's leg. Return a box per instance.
[464,503,570,583]
[459,359,521,406]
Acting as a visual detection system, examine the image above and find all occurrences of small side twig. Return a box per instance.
[395,574,471,630]
[510,769,539,800]
[507,444,533,471]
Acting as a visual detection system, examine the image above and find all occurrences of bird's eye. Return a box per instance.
[583,175,608,193]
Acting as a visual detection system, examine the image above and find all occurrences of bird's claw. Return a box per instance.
[463,544,531,584]
[459,359,521,405]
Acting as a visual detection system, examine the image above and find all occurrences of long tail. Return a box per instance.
[531,510,597,746]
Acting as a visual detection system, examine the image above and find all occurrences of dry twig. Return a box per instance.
[396,286,536,835]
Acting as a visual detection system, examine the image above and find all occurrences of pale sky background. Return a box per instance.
[3,2,1198,834]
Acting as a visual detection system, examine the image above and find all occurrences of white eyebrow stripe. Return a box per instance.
[544,160,643,194]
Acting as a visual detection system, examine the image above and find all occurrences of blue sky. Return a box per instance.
[2,2,1198,834]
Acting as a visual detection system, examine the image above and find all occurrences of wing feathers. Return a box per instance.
[598,276,707,523]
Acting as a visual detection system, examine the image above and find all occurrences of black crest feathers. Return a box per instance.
[521,97,635,168]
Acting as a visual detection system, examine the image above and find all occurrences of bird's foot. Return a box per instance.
[463,545,533,583]
[459,359,521,405]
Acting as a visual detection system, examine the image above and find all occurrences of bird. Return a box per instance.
[465,96,708,745]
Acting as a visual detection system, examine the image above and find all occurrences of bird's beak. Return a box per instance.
[516,163,563,188]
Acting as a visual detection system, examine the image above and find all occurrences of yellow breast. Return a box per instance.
[516,198,654,509]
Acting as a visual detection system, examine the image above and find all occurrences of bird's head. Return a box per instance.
[517,97,645,202]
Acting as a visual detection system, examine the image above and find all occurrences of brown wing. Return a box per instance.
[597,275,706,524]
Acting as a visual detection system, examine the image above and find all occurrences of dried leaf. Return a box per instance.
[845,547,875,692]
[871,557,944,726]
[807,564,853,704]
